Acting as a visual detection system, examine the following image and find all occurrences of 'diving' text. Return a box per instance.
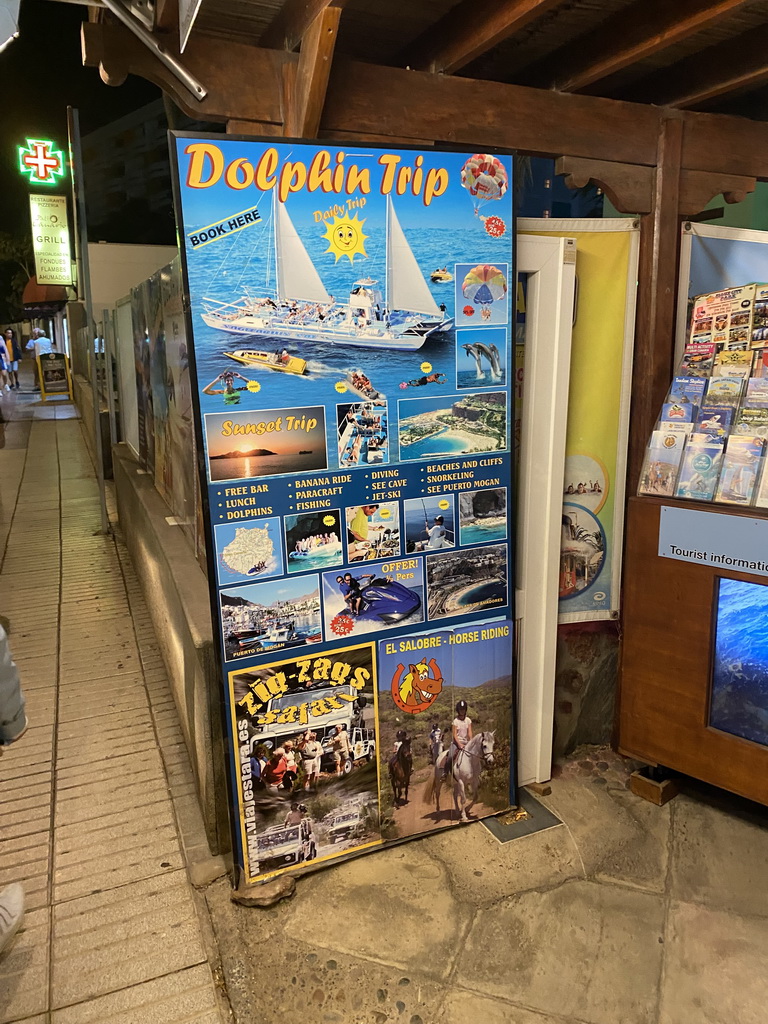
[221,415,317,435]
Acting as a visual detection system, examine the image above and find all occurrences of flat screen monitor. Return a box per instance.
[710,577,768,746]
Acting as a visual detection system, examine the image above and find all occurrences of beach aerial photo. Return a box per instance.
[426,544,507,619]
[398,392,507,460]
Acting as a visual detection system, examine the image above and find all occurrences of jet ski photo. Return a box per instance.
[350,576,421,625]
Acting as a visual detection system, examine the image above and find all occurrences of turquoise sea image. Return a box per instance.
[398,392,507,461]
[710,578,768,747]
[459,487,507,546]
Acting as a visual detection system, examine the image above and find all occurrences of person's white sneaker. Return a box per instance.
[3,385,9,392]
[0,883,25,954]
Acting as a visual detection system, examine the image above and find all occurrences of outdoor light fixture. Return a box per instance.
[17,138,66,185]
[0,0,20,52]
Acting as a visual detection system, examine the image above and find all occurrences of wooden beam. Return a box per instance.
[556,156,654,214]
[627,29,768,108]
[81,20,292,124]
[227,120,283,136]
[81,21,768,181]
[556,157,756,216]
[628,116,684,494]
[401,0,564,75]
[261,0,347,52]
[318,130,435,146]
[682,108,768,179]
[679,170,756,216]
[322,57,662,165]
[283,6,341,137]
[527,0,753,93]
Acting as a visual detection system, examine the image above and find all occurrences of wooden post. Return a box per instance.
[283,6,341,138]
[627,115,684,493]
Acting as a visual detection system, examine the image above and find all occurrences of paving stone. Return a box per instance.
[51,964,221,1023]
[1,791,52,841]
[439,991,575,1024]
[55,775,171,828]
[456,879,664,1024]
[669,792,768,918]
[56,693,149,723]
[0,906,50,1024]
[1,767,50,796]
[19,690,55,726]
[206,876,445,1024]
[56,748,163,789]
[277,839,470,979]
[425,819,583,905]
[57,705,152,740]
[55,801,176,856]
[542,775,670,894]
[56,732,157,770]
[0,727,53,770]
[660,901,768,1024]
[54,835,183,903]
[0,832,50,910]
[51,871,207,1008]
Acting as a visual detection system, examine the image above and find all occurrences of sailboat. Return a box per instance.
[201,195,453,351]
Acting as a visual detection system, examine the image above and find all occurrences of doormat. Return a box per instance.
[481,788,562,844]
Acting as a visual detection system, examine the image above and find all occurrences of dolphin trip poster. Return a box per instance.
[171,134,516,885]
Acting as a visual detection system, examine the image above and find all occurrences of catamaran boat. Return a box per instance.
[201,195,453,351]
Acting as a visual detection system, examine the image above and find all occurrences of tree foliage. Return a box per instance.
[0,230,33,322]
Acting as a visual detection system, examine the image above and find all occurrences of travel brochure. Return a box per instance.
[171,136,515,885]
[640,285,768,506]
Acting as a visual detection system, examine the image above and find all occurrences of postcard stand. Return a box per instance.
[170,134,518,887]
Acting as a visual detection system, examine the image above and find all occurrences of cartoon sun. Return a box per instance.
[323,213,368,264]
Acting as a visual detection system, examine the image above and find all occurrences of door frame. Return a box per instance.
[516,234,577,784]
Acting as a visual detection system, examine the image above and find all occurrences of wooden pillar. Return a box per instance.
[628,114,684,492]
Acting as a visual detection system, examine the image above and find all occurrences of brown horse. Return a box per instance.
[388,737,412,806]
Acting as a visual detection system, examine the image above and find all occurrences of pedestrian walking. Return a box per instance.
[4,330,22,390]
[25,328,53,391]
[0,334,10,394]
[0,622,28,956]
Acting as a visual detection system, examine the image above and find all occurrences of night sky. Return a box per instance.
[0,0,160,236]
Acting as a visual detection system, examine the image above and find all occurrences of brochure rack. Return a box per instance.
[621,283,768,805]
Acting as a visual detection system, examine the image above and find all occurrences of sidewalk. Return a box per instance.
[0,391,229,1024]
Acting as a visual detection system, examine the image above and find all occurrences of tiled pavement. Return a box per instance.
[0,391,228,1023]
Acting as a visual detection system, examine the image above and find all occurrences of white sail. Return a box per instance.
[386,197,442,317]
[275,199,331,304]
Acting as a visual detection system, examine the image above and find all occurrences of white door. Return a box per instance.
[516,235,577,785]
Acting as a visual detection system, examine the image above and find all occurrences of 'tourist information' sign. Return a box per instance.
[171,134,515,886]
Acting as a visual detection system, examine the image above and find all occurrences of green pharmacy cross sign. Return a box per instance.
[18,138,66,185]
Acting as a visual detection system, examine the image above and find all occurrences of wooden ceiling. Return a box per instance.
[190,0,768,116]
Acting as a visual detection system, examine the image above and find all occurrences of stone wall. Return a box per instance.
[552,621,620,759]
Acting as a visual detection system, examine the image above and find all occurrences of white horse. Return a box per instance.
[429,731,496,821]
